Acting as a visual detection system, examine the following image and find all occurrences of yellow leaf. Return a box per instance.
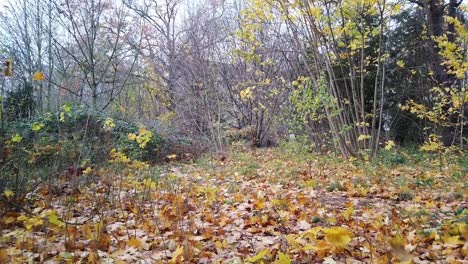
[11,134,22,143]
[128,133,137,140]
[253,199,265,210]
[304,180,317,188]
[384,140,395,150]
[323,227,353,249]
[274,252,291,264]
[170,245,184,263]
[22,216,43,230]
[246,249,269,263]
[3,189,14,199]
[128,237,142,248]
[83,167,93,175]
[59,112,66,122]
[394,4,401,12]
[63,104,72,113]
[285,234,300,249]
[357,187,368,196]
[390,234,406,249]
[301,226,323,240]
[82,223,94,240]
[443,234,463,245]
[4,216,16,224]
[31,122,45,131]
[240,87,254,100]
[397,60,405,68]
[103,118,115,131]
[33,71,45,81]
[357,134,371,141]
[342,206,354,221]
[215,240,228,249]
[166,154,177,160]
[303,240,330,258]
[48,214,64,227]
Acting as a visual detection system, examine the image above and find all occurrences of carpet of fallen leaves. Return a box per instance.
[1,145,467,263]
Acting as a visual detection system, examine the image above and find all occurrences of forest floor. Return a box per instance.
[0,144,467,263]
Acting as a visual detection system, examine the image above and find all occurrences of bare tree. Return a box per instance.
[53,0,139,111]
[124,0,184,111]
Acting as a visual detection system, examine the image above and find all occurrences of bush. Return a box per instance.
[377,149,407,167]
[0,105,172,213]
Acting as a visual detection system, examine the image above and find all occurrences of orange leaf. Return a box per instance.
[98,234,111,251]
[128,236,142,248]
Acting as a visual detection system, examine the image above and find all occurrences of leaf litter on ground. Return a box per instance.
[0,145,467,263]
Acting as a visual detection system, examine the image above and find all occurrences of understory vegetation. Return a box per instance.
[0,133,467,263]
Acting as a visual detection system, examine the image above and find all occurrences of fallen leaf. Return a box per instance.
[128,237,142,248]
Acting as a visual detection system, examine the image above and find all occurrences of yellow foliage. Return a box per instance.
[109,149,131,164]
[32,71,45,81]
[17,215,43,230]
[48,214,65,228]
[170,245,184,263]
[3,189,14,199]
[103,118,115,131]
[127,127,153,148]
[342,205,354,220]
[246,248,270,263]
[11,134,22,143]
[274,252,291,264]
[31,122,45,132]
[420,134,442,152]
[384,140,395,150]
[357,134,371,141]
[323,227,353,250]
[240,87,254,100]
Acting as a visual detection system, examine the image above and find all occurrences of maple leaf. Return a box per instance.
[390,234,406,249]
[274,252,291,264]
[323,227,353,250]
[443,234,463,246]
[11,134,22,143]
[384,140,395,150]
[31,122,45,131]
[33,71,45,81]
[128,237,142,248]
[303,240,330,259]
[301,226,323,240]
[48,214,65,227]
[342,205,354,221]
[170,245,184,263]
[3,189,14,199]
[215,240,228,249]
[246,249,270,263]
[286,234,300,249]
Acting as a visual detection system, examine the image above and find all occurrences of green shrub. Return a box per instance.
[377,149,407,167]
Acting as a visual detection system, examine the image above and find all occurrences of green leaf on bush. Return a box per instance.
[31,122,45,131]
[11,134,22,143]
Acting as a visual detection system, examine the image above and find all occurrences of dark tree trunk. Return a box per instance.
[410,0,463,86]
